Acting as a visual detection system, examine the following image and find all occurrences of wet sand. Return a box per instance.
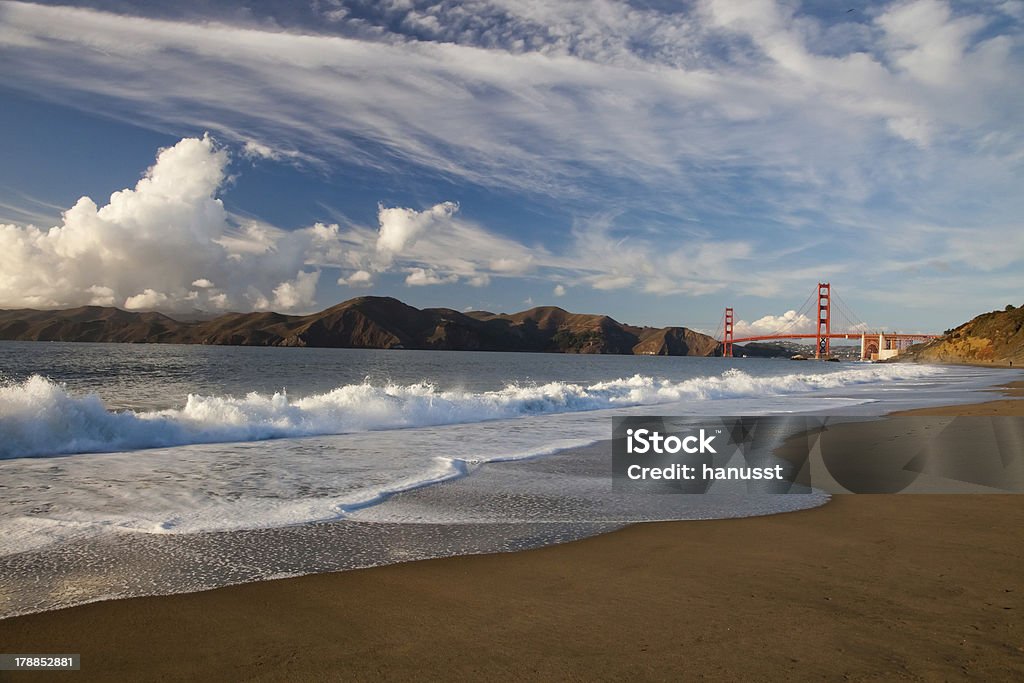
[2,383,1022,681]
[890,380,1024,417]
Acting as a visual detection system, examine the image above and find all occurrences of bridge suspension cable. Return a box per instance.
[766,285,817,338]
[831,289,866,333]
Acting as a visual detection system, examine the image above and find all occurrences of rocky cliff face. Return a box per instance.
[899,305,1024,365]
[0,297,724,357]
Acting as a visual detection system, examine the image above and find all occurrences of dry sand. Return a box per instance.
[2,381,1022,682]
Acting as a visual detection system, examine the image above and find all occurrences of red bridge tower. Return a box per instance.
[816,282,831,359]
[723,307,734,358]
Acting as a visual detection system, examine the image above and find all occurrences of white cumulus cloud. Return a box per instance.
[376,201,459,264]
[733,310,815,338]
[339,269,374,287]
[405,268,458,286]
[124,289,170,311]
[0,135,327,313]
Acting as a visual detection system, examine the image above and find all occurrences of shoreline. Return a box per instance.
[1,381,1021,680]
[888,379,1024,417]
[2,497,1020,681]
[892,359,1020,369]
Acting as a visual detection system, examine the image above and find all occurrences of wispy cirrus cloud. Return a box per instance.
[0,0,1020,323]
[1,0,1019,204]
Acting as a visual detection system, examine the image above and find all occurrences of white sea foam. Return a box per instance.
[0,364,948,459]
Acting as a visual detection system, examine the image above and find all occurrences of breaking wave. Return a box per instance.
[0,364,945,459]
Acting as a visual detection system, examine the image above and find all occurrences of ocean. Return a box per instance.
[0,341,1016,617]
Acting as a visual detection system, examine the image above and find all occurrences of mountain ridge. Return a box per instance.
[0,296,739,357]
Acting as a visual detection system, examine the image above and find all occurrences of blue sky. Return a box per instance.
[0,0,1021,335]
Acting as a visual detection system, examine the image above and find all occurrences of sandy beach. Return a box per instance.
[2,0,1020,677]
[890,380,1024,417]
[2,382,1021,681]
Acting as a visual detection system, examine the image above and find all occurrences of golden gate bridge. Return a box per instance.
[715,282,938,361]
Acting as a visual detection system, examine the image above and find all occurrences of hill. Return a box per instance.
[898,305,1024,365]
[0,297,725,357]
[0,306,186,343]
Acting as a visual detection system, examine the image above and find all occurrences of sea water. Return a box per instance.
[0,341,1016,617]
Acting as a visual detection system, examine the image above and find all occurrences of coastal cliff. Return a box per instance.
[0,297,731,357]
[899,305,1024,365]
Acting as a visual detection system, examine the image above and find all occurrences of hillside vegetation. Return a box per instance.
[900,305,1024,365]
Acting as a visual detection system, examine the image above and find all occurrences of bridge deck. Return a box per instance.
[729,332,936,344]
